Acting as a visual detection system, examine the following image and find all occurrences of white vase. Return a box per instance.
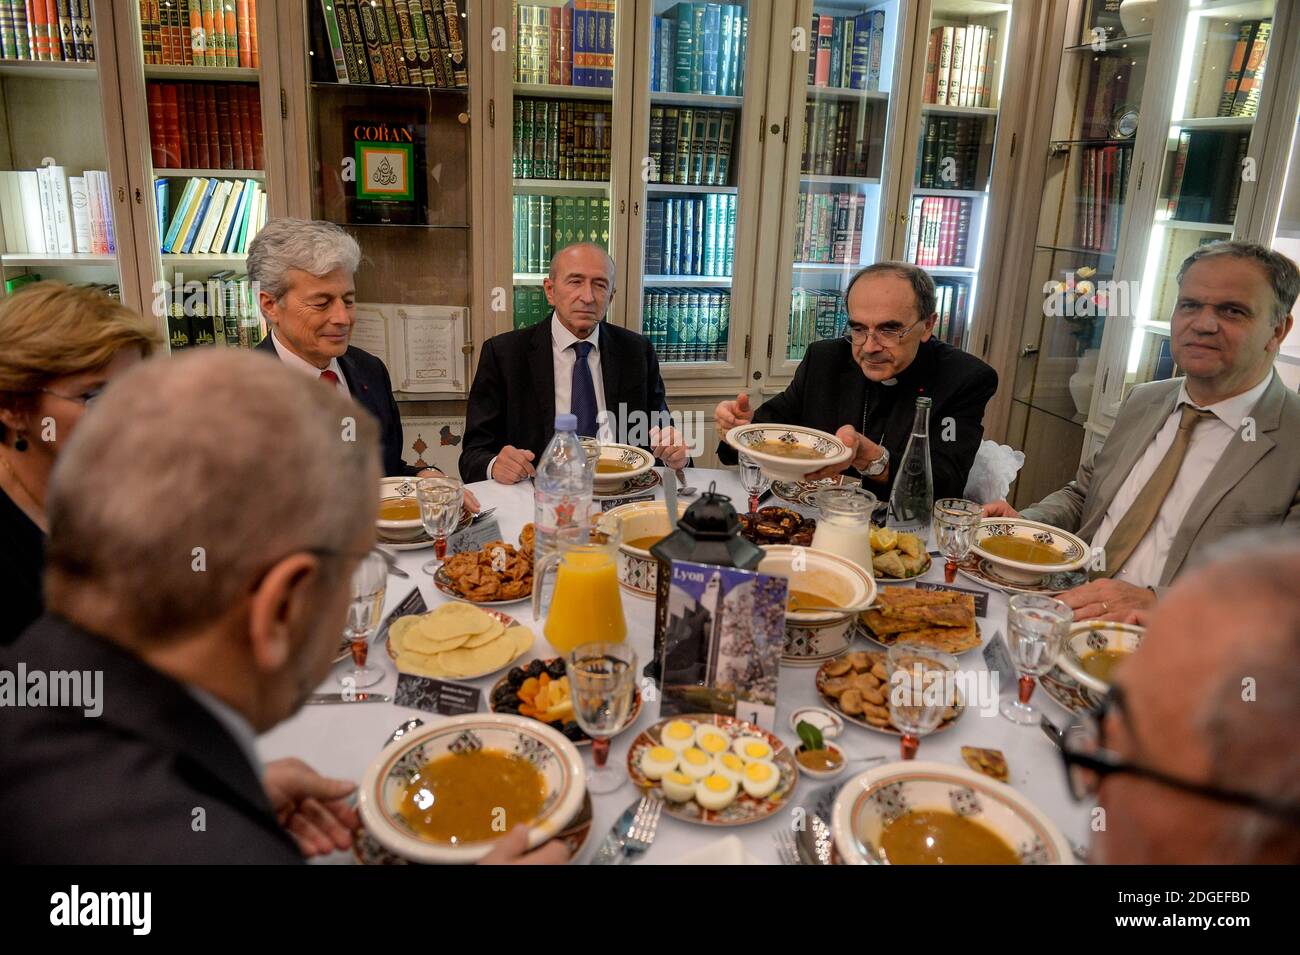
[1119,0,1157,36]
[1069,349,1101,417]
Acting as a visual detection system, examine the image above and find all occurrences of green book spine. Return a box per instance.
[533,99,547,178]
[520,99,534,177]
[725,194,735,275]
[649,106,664,182]
[512,99,522,177]
[690,110,708,185]
[676,108,693,186]
[703,193,716,276]
[703,109,721,185]
[527,194,540,272]
[691,4,706,93]
[344,2,372,83]
[716,110,736,185]
[513,194,523,272]
[673,3,695,93]
[540,194,553,265]
[661,107,679,183]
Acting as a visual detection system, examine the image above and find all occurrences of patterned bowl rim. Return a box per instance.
[758,544,877,622]
[607,498,691,555]
[357,713,587,864]
[972,518,1092,573]
[592,443,655,485]
[723,424,853,476]
[1057,621,1146,693]
[830,760,1074,866]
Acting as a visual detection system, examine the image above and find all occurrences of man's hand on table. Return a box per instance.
[1059,579,1157,622]
[416,467,481,512]
[263,757,359,858]
[491,446,536,485]
[478,824,570,865]
[650,425,690,470]
[804,425,885,482]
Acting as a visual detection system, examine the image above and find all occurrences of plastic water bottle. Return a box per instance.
[533,414,594,612]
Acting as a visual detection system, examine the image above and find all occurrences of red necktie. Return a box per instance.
[319,369,340,387]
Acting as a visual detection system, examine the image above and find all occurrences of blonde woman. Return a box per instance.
[0,282,160,644]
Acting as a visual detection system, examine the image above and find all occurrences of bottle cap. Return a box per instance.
[554,413,578,431]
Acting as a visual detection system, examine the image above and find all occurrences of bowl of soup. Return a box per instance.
[358,713,586,864]
[758,545,877,662]
[1058,621,1144,694]
[592,443,656,491]
[971,518,1091,585]
[377,477,426,541]
[725,424,852,483]
[606,499,690,597]
[831,761,1073,865]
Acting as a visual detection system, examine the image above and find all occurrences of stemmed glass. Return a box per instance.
[932,498,982,583]
[565,641,638,794]
[339,550,387,689]
[416,476,464,575]
[737,453,771,514]
[886,643,959,760]
[1000,594,1072,725]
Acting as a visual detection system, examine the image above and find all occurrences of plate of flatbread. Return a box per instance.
[855,585,982,654]
[385,603,534,680]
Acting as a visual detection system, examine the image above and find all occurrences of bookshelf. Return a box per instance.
[0,1,136,306]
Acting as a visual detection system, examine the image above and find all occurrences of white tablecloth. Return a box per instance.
[258,469,1093,864]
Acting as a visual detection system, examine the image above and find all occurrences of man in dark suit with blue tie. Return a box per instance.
[248,219,477,507]
[461,243,689,484]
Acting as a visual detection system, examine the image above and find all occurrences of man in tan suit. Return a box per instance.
[985,241,1300,621]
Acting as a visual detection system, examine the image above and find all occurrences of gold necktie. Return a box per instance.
[1099,404,1216,578]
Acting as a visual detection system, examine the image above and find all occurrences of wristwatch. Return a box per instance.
[862,446,889,478]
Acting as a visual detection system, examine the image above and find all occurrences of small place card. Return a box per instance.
[376,587,427,647]
[982,630,1016,693]
[446,517,503,555]
[395,674,483,715]
[915,582,989,617]
[601,492,655,511]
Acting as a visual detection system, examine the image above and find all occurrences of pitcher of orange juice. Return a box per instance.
[534,512,627,654]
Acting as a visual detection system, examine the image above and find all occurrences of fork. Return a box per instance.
[618,796,663,863]
[773,828,801,865]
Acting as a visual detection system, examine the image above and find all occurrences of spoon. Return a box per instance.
[383,717,424,749]
[674,469,697,496]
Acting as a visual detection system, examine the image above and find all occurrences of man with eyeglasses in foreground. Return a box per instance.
[714,262,997,501]
[1054,530,1300,864]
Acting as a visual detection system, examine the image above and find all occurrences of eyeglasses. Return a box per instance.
[843,317,924,347]
[40,385,105,407]
[1057,685,1300,824]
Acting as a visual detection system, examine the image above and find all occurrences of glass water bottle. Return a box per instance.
[887,397,934,547]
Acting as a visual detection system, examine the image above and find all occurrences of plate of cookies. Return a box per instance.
[815,650,964,736]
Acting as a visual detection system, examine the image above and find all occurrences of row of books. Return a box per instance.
[807,10,886,92]
[650,3,747,97]
[917,116,985,190]
[801,101,875,178]
[932,278,970,348]
[645,195,736,278]
[512,98,612,181]
[1216,19,1270,118]
[157,176,266,255]
[514,1,612,88]
[642,288,731,363]
[1076,144,1132,254]
[138,0,258,68]
[146,81,265,170]
[1165,130,1249,225]
[906,196,972,268]
[795,192,865,266]
[512,194,610,274]
[647,107,737,186]
[4,275,117,298]
[922,24,998,108]
[165,272,266,350]
[318,0,465,88]
[512,286,551,329]
[787,288,848,361]
[0,0,93,62]
[0,167,115,255]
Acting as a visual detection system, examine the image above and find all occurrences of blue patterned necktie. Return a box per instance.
[570,340,599,437]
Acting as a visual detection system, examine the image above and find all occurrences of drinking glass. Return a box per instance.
[737,453,771,514]
[932,498,982,583]
[886,643,959,760]
[1001,594,1072,725]
[416,476,464,574]
[339,550,388,689]
[566,642,638,794]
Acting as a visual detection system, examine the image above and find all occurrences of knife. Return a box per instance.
[305,692,392,705]
[589,797,642,865]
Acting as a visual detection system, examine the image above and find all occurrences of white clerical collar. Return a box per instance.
[551,312,600,353]
[1176,372,1273,432]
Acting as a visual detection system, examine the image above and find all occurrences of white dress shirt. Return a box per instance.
[488,312,612,480]
[270,328,349,399]
[1092,373,1274,587]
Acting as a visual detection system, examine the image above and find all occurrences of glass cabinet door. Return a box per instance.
[302,0,473,398]
[900,0,1013,351]
[1004,0,1155,505]
[0,1,131,305]
[128,0,277,351]
[626,0,756,382]
[509,0,619,331]
[1269,90,1300,391]
[771,0,904,376]
[1125,0,1280,396]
